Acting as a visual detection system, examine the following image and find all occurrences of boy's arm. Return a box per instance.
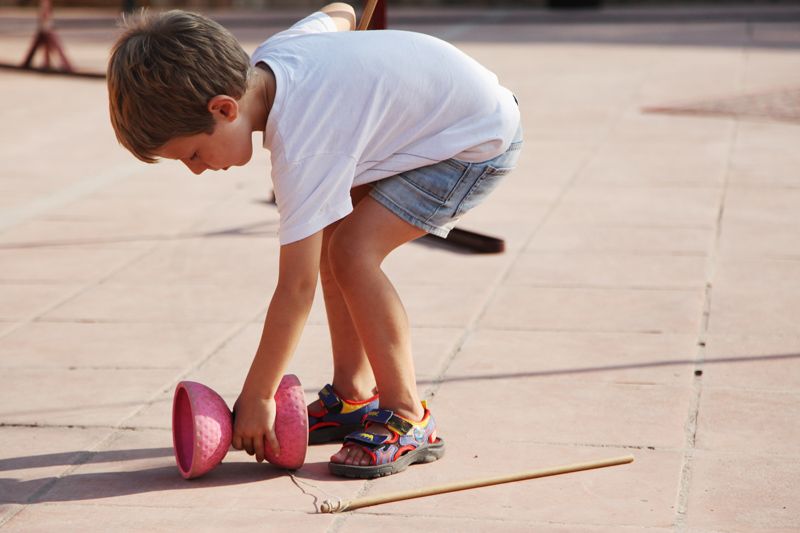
[320,2,356,31]
[232,230,323,461]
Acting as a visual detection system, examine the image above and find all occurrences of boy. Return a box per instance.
[108,3,522,478]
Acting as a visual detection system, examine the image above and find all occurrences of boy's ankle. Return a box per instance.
[388,402,426,422]
[332,382,378,403]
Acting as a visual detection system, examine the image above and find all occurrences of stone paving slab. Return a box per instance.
[0,283,84,323]
[0,322,235,369]
[446,329,698,386]
[702,335,800,391]
[0,244,142,283]
[3,505,332,533]
[0,368,176,427]
[348,442,680,528]
[40,283,271,324]
[686,451,800,532]
[1,4,800,532]
[437,378,690,449]
[695,388,800,456]
[0,426,115,505]
[578,141,730,188]
[708,286,800,336]
[548,186,722,228]
[344,517,675,533]
[505,251,708,289]
[480,286,704,333]
[729,128,800,186]
[527,224,713,255]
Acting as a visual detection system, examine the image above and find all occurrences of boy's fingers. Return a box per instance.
[254,435,265,463]
[231,435,243,450]
[243,437,255,456]
[266,429,281,457]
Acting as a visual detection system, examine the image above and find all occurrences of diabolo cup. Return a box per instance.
[171,374,309,479]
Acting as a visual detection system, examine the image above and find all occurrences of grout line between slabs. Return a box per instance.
[672,38,745,533]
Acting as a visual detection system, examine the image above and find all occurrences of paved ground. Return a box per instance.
[1,5,799,532]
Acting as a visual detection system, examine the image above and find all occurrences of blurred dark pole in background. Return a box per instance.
[548,0,602,8]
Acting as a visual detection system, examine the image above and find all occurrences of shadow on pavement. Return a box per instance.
[1,455,288,504]
[0,220,280,250]
[420,351,800,385]
[0,447,172,472]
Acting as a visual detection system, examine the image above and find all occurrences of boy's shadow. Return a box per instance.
[1,447,330,504]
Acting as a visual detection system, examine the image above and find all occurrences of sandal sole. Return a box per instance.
[328,439,445,479]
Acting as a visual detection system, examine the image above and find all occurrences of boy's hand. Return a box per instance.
[232,394,281,462]
[320,2,355,31]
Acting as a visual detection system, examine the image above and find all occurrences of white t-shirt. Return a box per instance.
[251,12,520,245]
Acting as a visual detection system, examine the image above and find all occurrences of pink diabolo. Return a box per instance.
[171,374,308,479]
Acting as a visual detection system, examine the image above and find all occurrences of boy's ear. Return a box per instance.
[208,95,239,122]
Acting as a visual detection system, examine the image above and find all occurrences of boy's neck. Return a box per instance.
[242,63,276,133]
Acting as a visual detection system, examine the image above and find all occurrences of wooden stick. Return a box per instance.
[320,454,634,513]
[357,0,380,31]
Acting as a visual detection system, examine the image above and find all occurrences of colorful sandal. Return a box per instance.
[328,403,445,479]
[308,384,379,445]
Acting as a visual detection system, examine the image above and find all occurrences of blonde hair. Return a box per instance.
[107,10,251,163]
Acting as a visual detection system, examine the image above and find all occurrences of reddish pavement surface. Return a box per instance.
[1,5,799,532]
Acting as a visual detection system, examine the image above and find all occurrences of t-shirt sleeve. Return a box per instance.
[264,12,337,43]
[272,153,356,245]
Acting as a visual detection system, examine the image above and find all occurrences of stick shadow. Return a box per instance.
[417,352,800,385]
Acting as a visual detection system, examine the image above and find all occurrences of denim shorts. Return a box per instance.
[369,124,524,238]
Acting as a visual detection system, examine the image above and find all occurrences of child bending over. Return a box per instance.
[107,3,522,478]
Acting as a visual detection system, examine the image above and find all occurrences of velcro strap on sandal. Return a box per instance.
[318,384,342,411]
[364,409,413,435]
[345,431,391,446]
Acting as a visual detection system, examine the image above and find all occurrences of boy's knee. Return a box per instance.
[319,260,337,288]
[327,236,356,284]
[327,231,376,287]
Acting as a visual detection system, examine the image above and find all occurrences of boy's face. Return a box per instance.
[156,96,253,174]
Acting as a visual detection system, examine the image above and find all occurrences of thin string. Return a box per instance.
[288,471,343,513]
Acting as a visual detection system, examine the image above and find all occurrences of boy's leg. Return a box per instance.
[326,196,427,466]
[313,185,376,406]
